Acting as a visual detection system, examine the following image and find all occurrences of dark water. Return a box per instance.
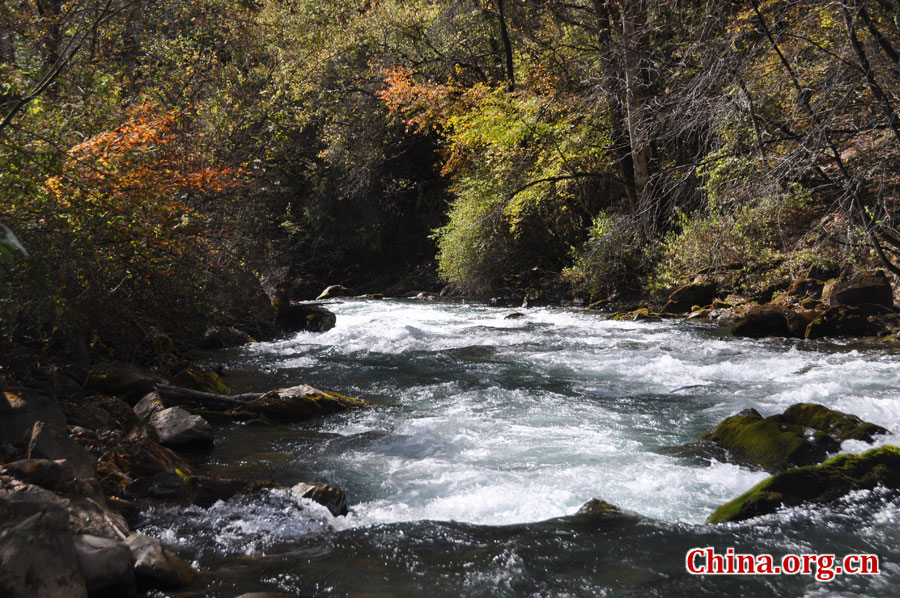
[138,300,900,597]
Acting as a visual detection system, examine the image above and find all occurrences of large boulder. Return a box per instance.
[2,459,75,493]
[804,305,884,339]
[96,438,191,497]
[823,270,894,312]
[278,303,337,333]
[708,445,900,523]
[134,392,166,422]
[700,404,887,473]
[0,510,88,598]
[73,534,135,594]
[731,307,791,338]
[661,281,718,314]
[148,407,213,448]
[291,482,349,516]
[201,326,253,349]
[125,534,196,589]
[0,391,66,445]
[246,385,370,423]
[26,421,97,480]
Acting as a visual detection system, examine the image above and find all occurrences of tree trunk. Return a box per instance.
[621,0,651,215]
[496,0,515,92]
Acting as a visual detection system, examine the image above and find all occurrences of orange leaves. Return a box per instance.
[377,66,464,134]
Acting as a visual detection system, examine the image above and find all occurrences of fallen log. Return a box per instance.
[153,384,263,411]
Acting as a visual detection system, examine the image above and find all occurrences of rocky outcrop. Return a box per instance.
[708,445,900,523]
[661,281,718,314]
[699,404,887,473]
[731,307,791,338]
[804,306,884,339]
[823,270,894,312]
[201,326,254,348]
[246,384,370,423]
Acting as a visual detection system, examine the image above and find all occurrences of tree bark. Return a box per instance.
[496,0,515,92]
[620,0,651,215]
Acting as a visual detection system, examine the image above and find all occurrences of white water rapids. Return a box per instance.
[136,299,900,597]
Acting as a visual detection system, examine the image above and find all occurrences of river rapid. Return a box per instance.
[137,299,900,597]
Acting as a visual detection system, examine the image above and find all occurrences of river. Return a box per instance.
[136,299,900,597]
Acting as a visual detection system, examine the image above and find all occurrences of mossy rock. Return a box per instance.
[576,499,622,516]
[804,306,884,339]
[245,385,371,423]
[171,366,230,395]
[700,404,887,473]
[782,403,887,443]
[731,307,791,338]
[707,446,900,523]
[662,281,717,314]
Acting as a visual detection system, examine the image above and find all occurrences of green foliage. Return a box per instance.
[563,212,644,300]
[648,182,817,295]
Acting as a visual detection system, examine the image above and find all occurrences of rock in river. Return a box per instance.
[246,384,370,423]
[699,403,887,473]
[707,445,900,523]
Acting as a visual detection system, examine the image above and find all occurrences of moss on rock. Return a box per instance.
[707,445,900,523]
[245,385,371,423]
[700,404,887,473]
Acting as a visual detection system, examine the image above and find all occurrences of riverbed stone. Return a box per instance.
[85,365,162,402]
[246,385,370,423]
[700,404,888,473]
[0,509,88,598]
[171,365,230,395]
[708,445,900,523]
[96,438,191,497]
[291,482,349,516]
[123,472,190,505]
[126,533,196,589]
[0,391,67,446]
[149,407,213,448]
[277,303,337,333]
[134,391,166,422]
[26,421,97,480]
[73,533,136,594]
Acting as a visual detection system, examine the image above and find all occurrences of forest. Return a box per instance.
[4,0,900,373]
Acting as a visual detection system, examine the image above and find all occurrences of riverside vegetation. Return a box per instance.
[4,1,900,596]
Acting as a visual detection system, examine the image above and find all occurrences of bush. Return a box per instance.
[563,212,645,300]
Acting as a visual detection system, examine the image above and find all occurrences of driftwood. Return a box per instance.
[154,384,263,411]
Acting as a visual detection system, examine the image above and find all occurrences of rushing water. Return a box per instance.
[138,299,900,597]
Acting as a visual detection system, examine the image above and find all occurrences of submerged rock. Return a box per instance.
[246,385,370,423]
[291,482,349,516]
[700,404,887,473]
[708,445,900,523]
